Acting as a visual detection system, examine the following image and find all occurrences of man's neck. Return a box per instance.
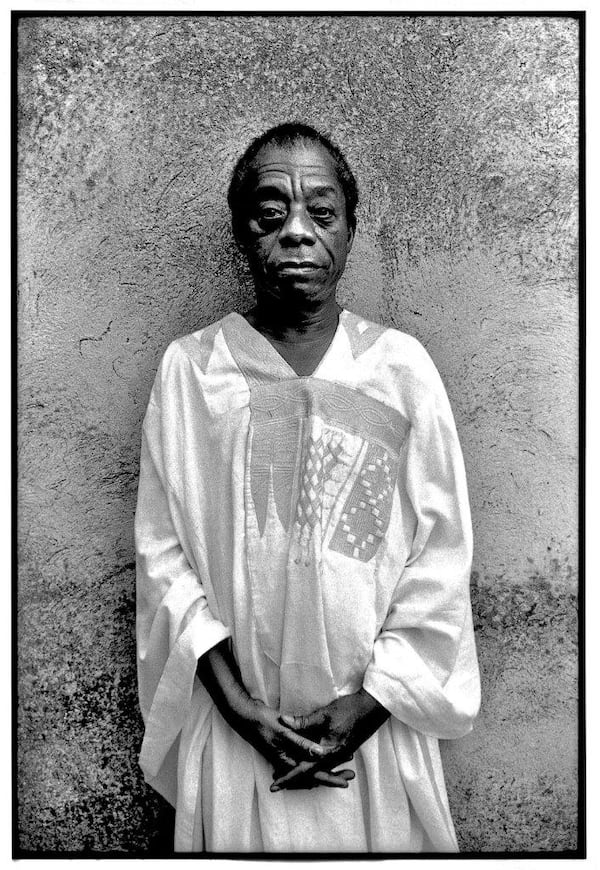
[247,295,341,343]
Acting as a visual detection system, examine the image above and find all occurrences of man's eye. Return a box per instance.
[258,207,285,220]
[310,207,334,220]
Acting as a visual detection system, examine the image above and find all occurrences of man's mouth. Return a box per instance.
[276,261,323,274]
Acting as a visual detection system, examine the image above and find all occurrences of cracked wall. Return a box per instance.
[17,15,579,853]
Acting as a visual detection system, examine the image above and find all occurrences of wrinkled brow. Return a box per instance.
[307,185,338,197]
[253,184,290,201]
[253,182,339,200]
[256,161,329,172]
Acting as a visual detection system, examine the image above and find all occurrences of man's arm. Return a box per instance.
[197,639,355,789]
[136,363,232,796]
[360,382,480,740]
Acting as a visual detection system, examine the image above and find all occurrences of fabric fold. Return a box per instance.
[135,355,231,795]
[135,312,480,852]
[363,377,479,740]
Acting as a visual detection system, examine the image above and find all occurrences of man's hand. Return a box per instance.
[271,688,390,791]
[197,640,353,789]
[231,695,331,775]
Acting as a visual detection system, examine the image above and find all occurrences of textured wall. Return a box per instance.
[17,14,579,853]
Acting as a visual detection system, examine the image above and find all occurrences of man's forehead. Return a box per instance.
[254,162,338,185]
[252,143,339,183]
[256,161,331,174]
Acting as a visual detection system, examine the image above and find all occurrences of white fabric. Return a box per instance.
[135,309,480,853]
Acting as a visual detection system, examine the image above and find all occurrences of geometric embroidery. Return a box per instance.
[294,430,344,562]
[196,321,222,374]
[246,380,410,548]
[221,313,292,389]
[341,311,386,359]
[179,320,222,374]
[297,433,326,532]
[249,418,302,536]
[330,442,399,563]
[249,379,409,452]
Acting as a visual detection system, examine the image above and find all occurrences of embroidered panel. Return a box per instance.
[341,311,387,359]
[246,380,409,563]
[249,417,302,536]
[250,379,408,454]
[221,313,291,389]
[292,426,350,565]
[179,321,222,374]
[329,442,398,563]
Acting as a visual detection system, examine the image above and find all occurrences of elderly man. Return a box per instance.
[135,123,480,853]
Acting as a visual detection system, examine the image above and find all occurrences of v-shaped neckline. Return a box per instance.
[228,309,347,380]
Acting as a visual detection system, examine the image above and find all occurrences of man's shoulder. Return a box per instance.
[161,316,229,374]
[343,310,437,377]
[343,311,447,415]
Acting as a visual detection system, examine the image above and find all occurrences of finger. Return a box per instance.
[279,711,325,734]
[271,753,298,776]
[279,713,311,730]
[273,767,355,791]
[328,768,355,781]
[270,745,354,790]
[313,769,355,788]
[279,726,329,758]
[273,759,356,785]
[271,760,316,791]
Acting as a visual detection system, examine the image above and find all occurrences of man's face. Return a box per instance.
[239,141,354,307]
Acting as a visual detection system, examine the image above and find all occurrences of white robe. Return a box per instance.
[135,309,480,853]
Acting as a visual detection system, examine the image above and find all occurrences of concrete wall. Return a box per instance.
[17,14,579,853]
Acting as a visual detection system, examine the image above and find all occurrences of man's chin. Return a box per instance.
[272,277,334,304]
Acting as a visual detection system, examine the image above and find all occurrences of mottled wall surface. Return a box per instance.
[17,15,579,853]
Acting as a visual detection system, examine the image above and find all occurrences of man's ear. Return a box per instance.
[232,220,247,253]
[346,225,355,254]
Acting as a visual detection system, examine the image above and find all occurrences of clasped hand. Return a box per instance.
[196,641,388,793]
[231,697,356,791]
[270,689,390,792]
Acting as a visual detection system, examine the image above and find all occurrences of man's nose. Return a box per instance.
[279,206,316,245]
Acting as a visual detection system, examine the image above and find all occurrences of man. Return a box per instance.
[135,123,480,852]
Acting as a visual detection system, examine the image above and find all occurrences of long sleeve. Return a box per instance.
[135,351,231,801]
[362,369,480,740]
